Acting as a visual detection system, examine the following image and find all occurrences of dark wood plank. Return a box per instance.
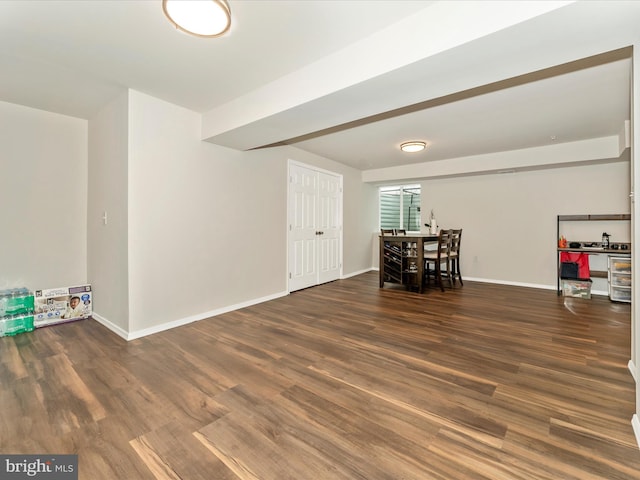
[0,272,638,479]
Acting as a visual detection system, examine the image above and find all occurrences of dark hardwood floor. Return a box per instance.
[1,272,639,479]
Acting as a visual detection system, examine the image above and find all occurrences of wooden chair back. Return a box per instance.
[449,229,463,286]
[437,229,452,259]
[423,229,453,291]
[450,229,462,257]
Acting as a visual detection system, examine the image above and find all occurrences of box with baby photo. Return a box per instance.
[34,284,92,328]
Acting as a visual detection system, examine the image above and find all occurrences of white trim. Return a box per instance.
[632,415,640,450]
[94,291,289,341]
[342,268,376,279]
[462,277,609,296]
[452,276,555,291]
[629,360,638,382]
[590,289,609,296]
[370,271,611,296]
[91,312,129,340]
[288,158,342,177]
[127,290,288,340]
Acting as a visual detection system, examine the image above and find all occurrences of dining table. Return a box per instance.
[379,233,438,293]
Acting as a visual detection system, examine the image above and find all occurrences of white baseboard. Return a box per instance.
[342,267,376,279]
[628,362,639,450]
[461,276,609,296]
[92,290,289,341]
[91,312,129,340]
[632,415,640,450]
[371,270,609,295]
[463,276,555,291]
[343,271,599,294]
[371,268,563,291]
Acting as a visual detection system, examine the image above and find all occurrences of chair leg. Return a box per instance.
[453,258,463,286]
[436,262,445,292]
[425,259,452,291]
[425,260,434,287]
[446,258,454,288]
[449,258,456,286]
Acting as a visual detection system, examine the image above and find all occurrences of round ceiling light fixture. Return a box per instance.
[163,0,231,38]
[400,141,426,153]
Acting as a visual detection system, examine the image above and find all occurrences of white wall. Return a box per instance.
[0,91,378,339]
[126,91,286,335]
[87,90,130,334]
[631,40,640,449]
[125,91,377,338]
[419,161,630,289]
[343,167,379,276]
[0,101,87,290]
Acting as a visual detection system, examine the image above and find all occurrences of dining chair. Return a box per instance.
[449,229,463,286]
[395,229,407,235]
[424,229,452,291]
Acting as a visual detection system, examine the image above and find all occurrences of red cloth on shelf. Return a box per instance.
[560,252,590,279]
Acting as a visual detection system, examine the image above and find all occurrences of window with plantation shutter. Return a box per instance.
[379,185,421,232]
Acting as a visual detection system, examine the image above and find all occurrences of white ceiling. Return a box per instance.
[0,0,431,116]
[293,59,631,170]
[0,1,636,173]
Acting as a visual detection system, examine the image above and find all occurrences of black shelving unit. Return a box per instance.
[556,214,631,295]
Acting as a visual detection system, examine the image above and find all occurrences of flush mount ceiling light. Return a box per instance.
[163,0,231,38]
[400,141,426,153]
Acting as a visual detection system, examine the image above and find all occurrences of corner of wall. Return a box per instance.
[91,313,129,341]
[632,414,640,450]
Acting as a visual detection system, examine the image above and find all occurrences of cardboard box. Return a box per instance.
[561,279,592,299]
[34,285,92,328]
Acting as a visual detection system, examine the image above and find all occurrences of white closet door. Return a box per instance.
[288,162,342,292]
[317,171,341,285]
